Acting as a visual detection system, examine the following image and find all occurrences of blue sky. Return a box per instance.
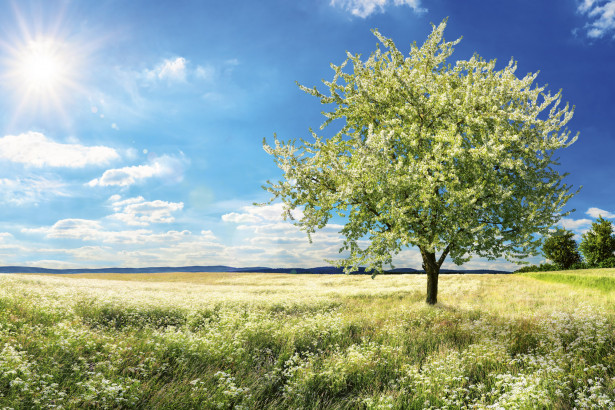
[0,0,613,271]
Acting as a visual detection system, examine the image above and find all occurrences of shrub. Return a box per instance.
[598,256,615,269]
[570,261,589,270]
[514,263,559,273]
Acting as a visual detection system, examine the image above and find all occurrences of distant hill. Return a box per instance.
[0,265,511,274]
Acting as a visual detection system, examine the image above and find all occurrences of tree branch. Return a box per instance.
[437,243,452,268]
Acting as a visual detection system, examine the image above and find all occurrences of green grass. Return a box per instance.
[0,271,614,408]
[521,268,615,293]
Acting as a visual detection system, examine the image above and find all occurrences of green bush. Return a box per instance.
[598,256,615,269]
[570,261,589,270]
[514,263,559,273]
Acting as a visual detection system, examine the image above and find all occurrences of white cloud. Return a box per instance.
[586,207,615,218]
[110,196,145,210]
[222,202,304,223]
[63,246,115,261]
[221,212,262,224]
[559,217,593,231]
[219,203,349,267]
[23,228,227,268]
[0,176,68,205]
[109,196,184,226]
[88,155,185,187]
[140,57,235,85]
[0,132,119,168]
[15,199,529,271]
[24,219,103,241]
[577,0,615,39]
[330,0,425,18]
[23,218,192,244]
[144,57,187,82]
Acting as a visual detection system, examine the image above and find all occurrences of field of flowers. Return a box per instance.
[0,270,614,409]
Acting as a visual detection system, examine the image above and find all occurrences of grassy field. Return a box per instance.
[0,270,614,409]
[520,268,615,293]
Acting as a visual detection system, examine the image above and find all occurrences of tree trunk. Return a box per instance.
[420,248,440,305]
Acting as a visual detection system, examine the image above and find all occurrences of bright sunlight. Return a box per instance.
[18,40,66,92]
[15,39,70,96]
[2,34,83,124]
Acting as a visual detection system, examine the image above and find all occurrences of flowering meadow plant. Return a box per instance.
[0,270,613,408]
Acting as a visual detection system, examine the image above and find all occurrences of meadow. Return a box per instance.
[0,270,614,409]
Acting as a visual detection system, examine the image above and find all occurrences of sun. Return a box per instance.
[19,40,66,92]
[2,35,83,124]
[15,38,71,96]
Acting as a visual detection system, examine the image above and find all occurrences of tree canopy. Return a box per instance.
[542,228,581,270]
[579,217,615,267]
[262,19,578,304]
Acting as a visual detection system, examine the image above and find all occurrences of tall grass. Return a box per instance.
[0,271,614,408]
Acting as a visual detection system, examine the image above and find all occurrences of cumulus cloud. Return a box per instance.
[109,196,184,226]
[586,207,615,218]
[559,217,593,232]
[144,57,187,82]
[0,132,119,168]
[24,219,103,241]
[577,0,615,39]
[330,0,425,18]
[88,155,185,187]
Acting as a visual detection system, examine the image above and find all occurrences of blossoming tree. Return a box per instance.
[262,19,578,304]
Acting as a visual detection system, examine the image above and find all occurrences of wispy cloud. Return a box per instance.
[23,218,191,244]
[87,154,185,187]
[141,57,224,84]
[577,0,615,39]
[0,176,68,205]
[0,132,119,168]
[330,0,426,18]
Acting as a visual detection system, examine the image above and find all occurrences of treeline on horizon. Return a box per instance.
[516,216,615,273]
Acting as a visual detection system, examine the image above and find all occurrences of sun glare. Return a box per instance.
[17,39,68,94]
[2,34,84,124]
[20,41,64,90]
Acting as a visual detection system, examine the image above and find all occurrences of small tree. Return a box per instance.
[579,217,615,267]
[542,228,581,269]
[262,19,578,304]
